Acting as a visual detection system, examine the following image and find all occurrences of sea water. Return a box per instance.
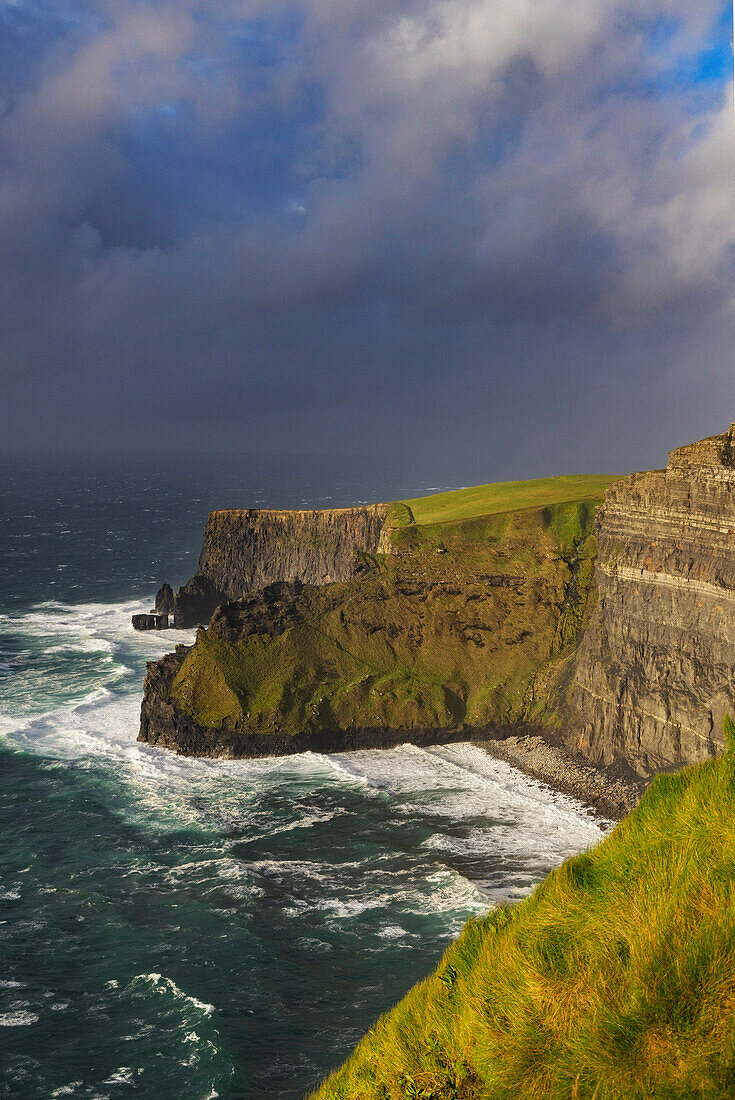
[0,453,606,1099]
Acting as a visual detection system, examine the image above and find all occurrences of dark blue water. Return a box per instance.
[0,453,604,1099]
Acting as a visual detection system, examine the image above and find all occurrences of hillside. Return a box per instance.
[139,476,618,757]
[310,716,735,1100]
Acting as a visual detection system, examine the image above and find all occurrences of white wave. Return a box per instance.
[267,809,338,835]
[1,597,194,661]
[0,592,606,925]
[101,1068,136,1086]
[129,973,215,1017]
[0,1009,39,1026]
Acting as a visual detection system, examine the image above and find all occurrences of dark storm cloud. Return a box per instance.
[1,0,733,473]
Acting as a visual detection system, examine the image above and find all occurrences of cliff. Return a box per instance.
[570,423,735,776]
[139,427,735,775]
[139,476,615,757]
[169,504,389,627]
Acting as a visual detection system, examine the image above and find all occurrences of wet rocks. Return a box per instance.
[155,583,175,615]
[132,612,170,631]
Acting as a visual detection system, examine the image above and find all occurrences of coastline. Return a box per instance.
[142,651,645,818]
[479,734,648,820]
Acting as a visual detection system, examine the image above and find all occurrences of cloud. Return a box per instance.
[0,0,733,469]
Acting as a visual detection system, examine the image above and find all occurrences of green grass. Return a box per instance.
[169,499,603,737]
[310,718,735,1100]
[400,475,619,528]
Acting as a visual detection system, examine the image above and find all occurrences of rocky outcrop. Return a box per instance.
[155,583,175,616]
[139,499,601,757]
[170,505,389,627]
[132,612,170,630]
[571,424,735,775]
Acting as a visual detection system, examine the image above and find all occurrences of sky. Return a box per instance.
[1,0,734,477]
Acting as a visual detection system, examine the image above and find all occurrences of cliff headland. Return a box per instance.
[139,475,613,763]
[139,425,735,799]
[168,504,389,628]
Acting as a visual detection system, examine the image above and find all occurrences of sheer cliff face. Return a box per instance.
[573,425,735,776]
[173,505,388,627]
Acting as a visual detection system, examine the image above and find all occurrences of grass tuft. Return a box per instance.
[310,719,735,1100]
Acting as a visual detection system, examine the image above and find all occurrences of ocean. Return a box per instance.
[0,452,606,1099]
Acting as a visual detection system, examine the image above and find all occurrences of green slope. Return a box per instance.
[167,489,608,740]
[310,719,735,1100]
[400,475,618,527]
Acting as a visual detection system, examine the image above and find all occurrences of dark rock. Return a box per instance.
[133,611,170,630]
[155,583,174,615]
[132,613,157,630]
[168,504,389,629]
[173,574,227,629]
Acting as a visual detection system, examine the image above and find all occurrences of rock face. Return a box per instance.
[137,426,735,777]
[572,424,735,775]
[171,505,389,627]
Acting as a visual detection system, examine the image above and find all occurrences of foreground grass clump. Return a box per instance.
[310,718,735,1100]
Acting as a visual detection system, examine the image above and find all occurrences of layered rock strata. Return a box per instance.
[167,504,389,627]
[572,424,735,775]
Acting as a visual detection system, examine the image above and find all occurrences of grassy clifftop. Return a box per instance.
[398,475,616,527]
[157,476,618,746]
[310,717,735,1100]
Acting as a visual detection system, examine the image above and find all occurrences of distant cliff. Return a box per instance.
[139,429,735,779]
[139,478,613,758]
[571,424,735,775]
[169,504,389,627]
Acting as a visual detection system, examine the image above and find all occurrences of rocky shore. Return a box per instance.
[480,735,648,820]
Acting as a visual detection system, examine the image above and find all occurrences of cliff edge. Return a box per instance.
[169,504,389,627]
[138,426,735,778]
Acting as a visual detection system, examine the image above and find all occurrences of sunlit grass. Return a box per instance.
[311,717,735,1099]
[401,475,619,527]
